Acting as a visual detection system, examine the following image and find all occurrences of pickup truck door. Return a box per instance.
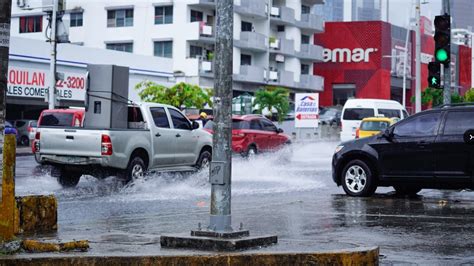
[149,107,177,168]
[167,108,197,166]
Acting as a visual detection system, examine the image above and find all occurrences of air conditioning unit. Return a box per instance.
[202,25,213,36]
[270,7,280,17]
[202,61,212,72]
[275,54,285,62]
[42,0,66,12]
[269,71,278,81]
[270,39,280,49]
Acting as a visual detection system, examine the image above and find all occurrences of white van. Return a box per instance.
[340,99,408,142]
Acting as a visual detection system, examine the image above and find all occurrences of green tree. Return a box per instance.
[253,86,290,123]
[451,92,463,104]
[411,87,443,107]
[135,81,213,109]
[464,88,474,102]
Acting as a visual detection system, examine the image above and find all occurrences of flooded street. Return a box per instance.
[12,141,474,264]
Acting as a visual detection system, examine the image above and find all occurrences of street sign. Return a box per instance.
[295,93,319,128]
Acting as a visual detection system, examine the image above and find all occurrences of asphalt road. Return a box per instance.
[10,141,474,264]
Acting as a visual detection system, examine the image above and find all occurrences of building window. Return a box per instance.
[241,54,252,66]
[154,41,173,58]
[190,10,203,22]
[301,64,310,75]
[302,5,311,14]
[301,34,310,44]
[107,9,133,27]
[190,45,203,58]
[277,25,285,32]
[106,43,133,53]
[155,5,173,24]
[70,12,83,27]
[241,21,253,32]
[19,16,42,33]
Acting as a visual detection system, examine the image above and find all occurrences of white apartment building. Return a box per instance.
[10,0,325,96]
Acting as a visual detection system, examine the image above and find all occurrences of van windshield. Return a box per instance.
[343,108,374,120]
[41,113,74,127]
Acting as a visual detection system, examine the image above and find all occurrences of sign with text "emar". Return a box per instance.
[295,93,319,128]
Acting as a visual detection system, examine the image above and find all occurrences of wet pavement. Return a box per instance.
[7,141,474,264]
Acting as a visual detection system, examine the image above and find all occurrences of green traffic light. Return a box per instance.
[436,49,448,62]
[431,77,438,85]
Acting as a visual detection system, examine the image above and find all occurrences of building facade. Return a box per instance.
[351,0,381,21]
[450,0,474,30]
[314,20,472,113]
[314,0,344,22]
[10,0,325,97]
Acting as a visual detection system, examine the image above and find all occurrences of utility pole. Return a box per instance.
[47,0,58,110]
[209,0,233,232]
[415,0,422,113]
[0,0,12,142]
[442,0,451,104]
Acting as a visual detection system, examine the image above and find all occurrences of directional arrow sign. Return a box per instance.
[295,93,319,128]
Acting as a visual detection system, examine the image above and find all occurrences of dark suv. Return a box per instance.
[332,104,474,197]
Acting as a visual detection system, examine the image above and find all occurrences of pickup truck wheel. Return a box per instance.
[54,168,81,188]
[196,150,211,170]
[341,159,377,197]
[121,157,146,183]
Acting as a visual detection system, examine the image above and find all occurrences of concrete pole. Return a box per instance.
[48,0,58,109]
[415,0,421,112]
[403,25,410,108]
[0,134,17,241]
[0,0,12,147]
[209,0,233,232]
[442,0,451,105]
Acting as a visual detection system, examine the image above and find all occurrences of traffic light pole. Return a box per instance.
[442,0,451,105]
[415,0,421,113]
[47,0,58,109]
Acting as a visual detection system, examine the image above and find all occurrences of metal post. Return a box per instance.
[0,0,11,150]
[48,0,58,109]
[209,0,233,232]
[415,0,421,113]
[402,22,410,108]
[442,0,451,105]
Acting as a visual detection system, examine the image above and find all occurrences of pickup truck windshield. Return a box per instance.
[41,113,73,127]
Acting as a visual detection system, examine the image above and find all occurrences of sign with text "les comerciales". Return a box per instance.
[7,67,86,101]
[295,93,319,128]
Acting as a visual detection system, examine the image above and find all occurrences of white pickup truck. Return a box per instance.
[36,103,213,187]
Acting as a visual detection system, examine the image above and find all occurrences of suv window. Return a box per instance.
[41,113,74,127]
[393,112,441,137]
[443,111,474,135]
[233,119,249,129]
[343,108,375,120]
[250,119,262,130]
[260,118,277,132]
[150,107,170,128]
[169,108,191,130]
[378,109,401,118]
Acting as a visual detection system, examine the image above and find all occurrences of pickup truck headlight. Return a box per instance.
[334,145,344,154]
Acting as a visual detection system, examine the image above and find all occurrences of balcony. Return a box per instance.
[234,65,266,84]
[297,44,324,62]
[267,70,295,88]
[188,0,215,8]
[235,31,268,53]
[269,38,295,57]
[234,0,268,20]
[186,22,215,44]
[270,6,295,25]
[299,74,324,91]
[297,13,324,33]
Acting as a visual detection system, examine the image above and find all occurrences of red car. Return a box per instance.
[204,115,291,156]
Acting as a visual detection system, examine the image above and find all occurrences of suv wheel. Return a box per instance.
[393,185,422,196]
[341,159,377,197]
[20,136,29,146]
[120,156,147,183]
[242,145,257,158]
[52,167,81,188]
[196,150,212,170]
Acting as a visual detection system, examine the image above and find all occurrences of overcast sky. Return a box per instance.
[345,0,443,27]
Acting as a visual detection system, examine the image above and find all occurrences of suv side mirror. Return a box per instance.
[192,121,200,130]
[382,127,394,140]
[277,128,284,133]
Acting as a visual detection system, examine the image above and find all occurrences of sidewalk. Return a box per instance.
[16,147,32,157]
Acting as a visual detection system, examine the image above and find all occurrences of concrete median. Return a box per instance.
[0,246,379,265]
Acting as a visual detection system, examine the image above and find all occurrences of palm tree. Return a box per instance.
[253,87,290,123]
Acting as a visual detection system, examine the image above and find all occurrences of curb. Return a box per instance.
[0,247,379,265]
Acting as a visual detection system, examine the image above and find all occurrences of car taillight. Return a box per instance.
[34,132,40,152]
[101,134,113,156]
[35,132,40,140]
[355,128,360,139]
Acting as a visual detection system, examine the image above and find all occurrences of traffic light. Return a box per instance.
[434,14,451,66]
[428,62,441,89]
